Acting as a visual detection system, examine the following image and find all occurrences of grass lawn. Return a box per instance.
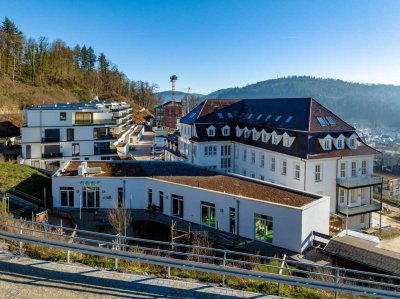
[0,163,51,199]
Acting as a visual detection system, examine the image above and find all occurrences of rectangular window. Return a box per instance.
[254,213,273,243]
[31,160,39,168]
[315,164,322,182]
[260,154,265,168]
[60,112,67,121]
[159,191,164,212]
[250,171,255,178]
[270,156,275,172]
[351,161,357,177]
[72,143,80,156]
[221,145,231,156]
[204,146,217,156]
[294,163,300,180]
[243,149,247,161]
[60,187,74,207]
[251,151,256,164]
[340,162,346,178]
[67,128,74,141]
[360,214,365,223]
[361,160,367,175]
[148,189,153,205]
[201,201,216,227]
[351,190,357,204]
[82,186,100,208]
[26,145,31,159]
[220,157,231,169]
[337,139,343,149]
[172,194,184,218]
[74,112,92,124]
[243,168,247,176]
[118,187,124,208]
[339,189,345,204]
[281,159,287,176]
[235,146,239,159]
[260,175,265,181]
[229,208,236,233]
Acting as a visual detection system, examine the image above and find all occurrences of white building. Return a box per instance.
[21,101,133,171]
[52,160,330,253]
[165,98,383,230]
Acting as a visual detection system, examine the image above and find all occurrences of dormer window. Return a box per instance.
[261,130,270,143]
[323,139,332,150]
[272,135,279,144]
[221,125,230,136]
[337,139,343,149]
[346,134,358,149]
[283,137,290,147]
[207,125,215,137]
[350,138,355,147]
[252,129,259,141]
[244,130,250,138]
[236,126,243,137]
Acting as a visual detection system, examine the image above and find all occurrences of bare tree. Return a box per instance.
[107,207,131,236]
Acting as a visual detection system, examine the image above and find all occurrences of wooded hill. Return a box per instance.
[0,17,157,126]
[207,76,400,128]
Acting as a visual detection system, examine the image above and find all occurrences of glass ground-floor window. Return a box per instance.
[254,213,273,243]
[82,186,100,208]
[172,194,184,218]
[201,201,216,227]
[60,187,74,207]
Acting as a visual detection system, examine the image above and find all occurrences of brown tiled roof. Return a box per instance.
[61,161,320,208]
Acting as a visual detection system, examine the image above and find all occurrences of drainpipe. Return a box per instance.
[236,199,240,236]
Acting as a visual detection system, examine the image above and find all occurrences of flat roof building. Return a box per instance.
[53,160,330,252]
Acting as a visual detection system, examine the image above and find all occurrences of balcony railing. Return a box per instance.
[338,201,382,217]
[95,134,117,140]
[41,152,63,159]
[336,176,383,189]
[95,148,118,155]
[74,119,117,126]
[41,137,60,143]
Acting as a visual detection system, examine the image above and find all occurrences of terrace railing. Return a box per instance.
[0,214,399,299]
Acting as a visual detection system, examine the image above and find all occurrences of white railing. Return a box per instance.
[0,214,399,298]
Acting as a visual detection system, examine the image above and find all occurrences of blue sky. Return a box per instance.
[1,0,400,94]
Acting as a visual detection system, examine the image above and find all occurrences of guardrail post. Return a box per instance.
[19,218,23,256]
[335,268,340,299]
[67,250,71,263]
[167,266,171,278]
[222,250,226,287]
[114,234,119,270]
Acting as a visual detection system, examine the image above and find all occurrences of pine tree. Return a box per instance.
[80,45,88,70]
[87,46,96,72]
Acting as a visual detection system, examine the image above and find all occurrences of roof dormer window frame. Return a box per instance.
[221,125,230,137]
[261,130,271,143]
[271,131,282,145]
[243,127,251,138]
[334,134,345,149]
[318,134,333,151]
[346,133,358,149]
[235,126,243,137]
[252,128,260,141]
[207,125,216,137]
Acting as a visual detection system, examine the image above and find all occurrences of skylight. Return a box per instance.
[275,115,282,122]
[256,114,263,120]
[189,113,196,118]
[317,116,327,126]
[285,116,293,123]
[217,112,223,119]
[265,114,272,121]
[326,116,336,126]
[227,112,233,118]
[247,113,253,120]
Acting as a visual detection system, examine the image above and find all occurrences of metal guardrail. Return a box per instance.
[0,215,399,298]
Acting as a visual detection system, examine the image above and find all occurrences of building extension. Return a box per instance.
[52,160,330,253]
[154,101,184,129]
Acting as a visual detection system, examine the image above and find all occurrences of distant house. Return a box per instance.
[52,160,330,253]
[154,101,184,129]
[375,172,400,199]
[166,98,383,231]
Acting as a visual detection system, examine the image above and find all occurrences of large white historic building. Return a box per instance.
[165,98,383,230]
[52,160,330,253]
[21,101,133,171]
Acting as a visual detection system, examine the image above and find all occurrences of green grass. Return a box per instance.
[0,163,51,199]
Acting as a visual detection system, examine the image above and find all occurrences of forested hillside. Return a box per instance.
[0,17,157,126]
[207,76,400,128]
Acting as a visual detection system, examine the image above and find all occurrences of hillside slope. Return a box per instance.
[207,76,400,128]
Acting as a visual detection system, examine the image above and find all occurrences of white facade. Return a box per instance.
[21,101,133,171]
[166,122,380,231]
[52,161,330,253]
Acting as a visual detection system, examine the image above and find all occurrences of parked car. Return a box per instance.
[152,146,164,155]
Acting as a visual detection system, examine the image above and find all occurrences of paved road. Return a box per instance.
[130,130,155,161]
[0,250,280,299]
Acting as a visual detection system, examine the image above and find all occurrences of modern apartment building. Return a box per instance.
[154,101,184,129]
[165,98,383,230]
[52,160,330,253]
[21,101,133,171]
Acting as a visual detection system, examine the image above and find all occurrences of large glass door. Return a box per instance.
[82,187,100,208]
[254,213,273,243]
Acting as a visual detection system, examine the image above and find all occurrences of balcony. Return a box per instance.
[96,148,118,155]
[42,152,63,159]
[337,176,383,189]
[95,134,117,140]
[74,119,117,126]
[41,137,60,143]
[338,201,382,217]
